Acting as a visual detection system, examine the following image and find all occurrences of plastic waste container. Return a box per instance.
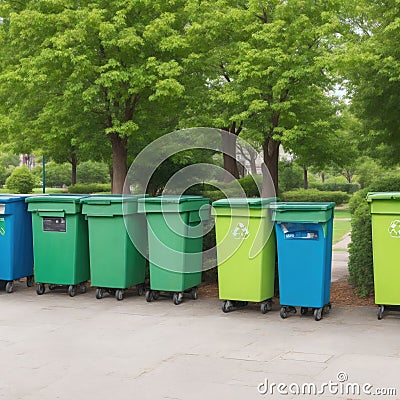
[212,198,278,314]
[271,202,335,321]
[81,195,147,301]
[367,192,400,319]
[0,195,34,292]
[26,195,90,296]
[138,195,210,305]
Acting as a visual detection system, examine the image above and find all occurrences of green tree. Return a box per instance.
[343,0,400,162]
[0,1,188,193]
[77,161,110,184]
[185,0,347,193]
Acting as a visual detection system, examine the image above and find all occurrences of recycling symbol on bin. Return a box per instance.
[388,220,400,238]
[232,222,250,239]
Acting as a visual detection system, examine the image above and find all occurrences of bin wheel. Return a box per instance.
[260,300,272,314]
[314,308,323,321]
[80,284,87,294]
[280,307,288,319]
[137,284,145,296]
[173,292,183,305]
[191,287,198,300]
[115,289,124,301]
[153,291,160,300]
[68,285,77,297]
[300,307,308,315]
[26,275,34,287]
[377,305,385,320]
[145,290,153,302]
[323,303,331,314]
[96,288,105,300]
[289,306,297,314]
[222,300,234,313]
[48,284,56,291]
[36,283,45,295]
[5,281,14,293]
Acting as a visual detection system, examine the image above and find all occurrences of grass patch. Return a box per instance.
[333,219,351,244]
[334,209,351,219]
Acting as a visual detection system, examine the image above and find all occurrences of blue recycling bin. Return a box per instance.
[271,202,335,321]
[0,195,34,293]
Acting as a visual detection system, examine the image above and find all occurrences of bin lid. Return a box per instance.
[138,195,205,204]
[80,194,144,204]
[212,197,278,208]
[367,192,400,202]
[0,195,29,203]
[270,202,335,211]
[26,194,87,204]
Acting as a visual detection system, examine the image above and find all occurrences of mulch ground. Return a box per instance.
[199,278,375,307]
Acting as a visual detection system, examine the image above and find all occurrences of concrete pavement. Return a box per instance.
[1,283,399,400]
[332,232,351,282]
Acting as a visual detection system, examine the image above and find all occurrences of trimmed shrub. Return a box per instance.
[348,175,400,297]
[310,182,360,194]
[5,165,35,193]
[68,183,111,194]
[280,189,350,205]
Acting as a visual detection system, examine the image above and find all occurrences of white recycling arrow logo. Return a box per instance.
[388,220,400,238]
[232,222,249,239]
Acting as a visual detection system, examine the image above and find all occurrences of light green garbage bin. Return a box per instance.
[212,198,277,313]
[26,195,90,297]
[367,192,400,319]
[138,195,210,305]
[81,195,147,301]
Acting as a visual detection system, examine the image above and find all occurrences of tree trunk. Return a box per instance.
[221,130,239,182]
[262,137,280,197]
[71,152,77,185]
[109,133,128,194]
[321,172,325,183]
[303,166,308,189]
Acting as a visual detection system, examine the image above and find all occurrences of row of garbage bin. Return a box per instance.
[0,193,398,320]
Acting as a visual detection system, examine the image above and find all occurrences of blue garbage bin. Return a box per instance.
[0,195,34,293]
[271,202,335,321]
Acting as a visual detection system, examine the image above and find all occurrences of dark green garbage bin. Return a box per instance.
[138,195,210,305]
[81,195,147,301]
[26,195,90,297]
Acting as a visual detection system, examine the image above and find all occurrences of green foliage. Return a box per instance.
[5,165,35,193]
[348,176,400,297]
[348,200,373,297]
[77,161,110,184]
[43,162,71,187]
[310,182,360,194]
[278,161,303,193]
[281,189,350,205]
[68,183,111,194]
[236,175,263,197]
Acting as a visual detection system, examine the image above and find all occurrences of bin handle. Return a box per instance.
[85,200,111,205]
[37,209,65,218]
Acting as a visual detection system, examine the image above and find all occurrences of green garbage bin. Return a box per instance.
[367,192,400,319]
[26,195,90,297]
[212,198,277,314]
[81,195,147,301]
[137,195,210,305]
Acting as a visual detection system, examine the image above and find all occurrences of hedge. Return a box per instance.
[310,182,360,194]
[280,189,350,205]
[348,175,400,297]
[68,183,111,194]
